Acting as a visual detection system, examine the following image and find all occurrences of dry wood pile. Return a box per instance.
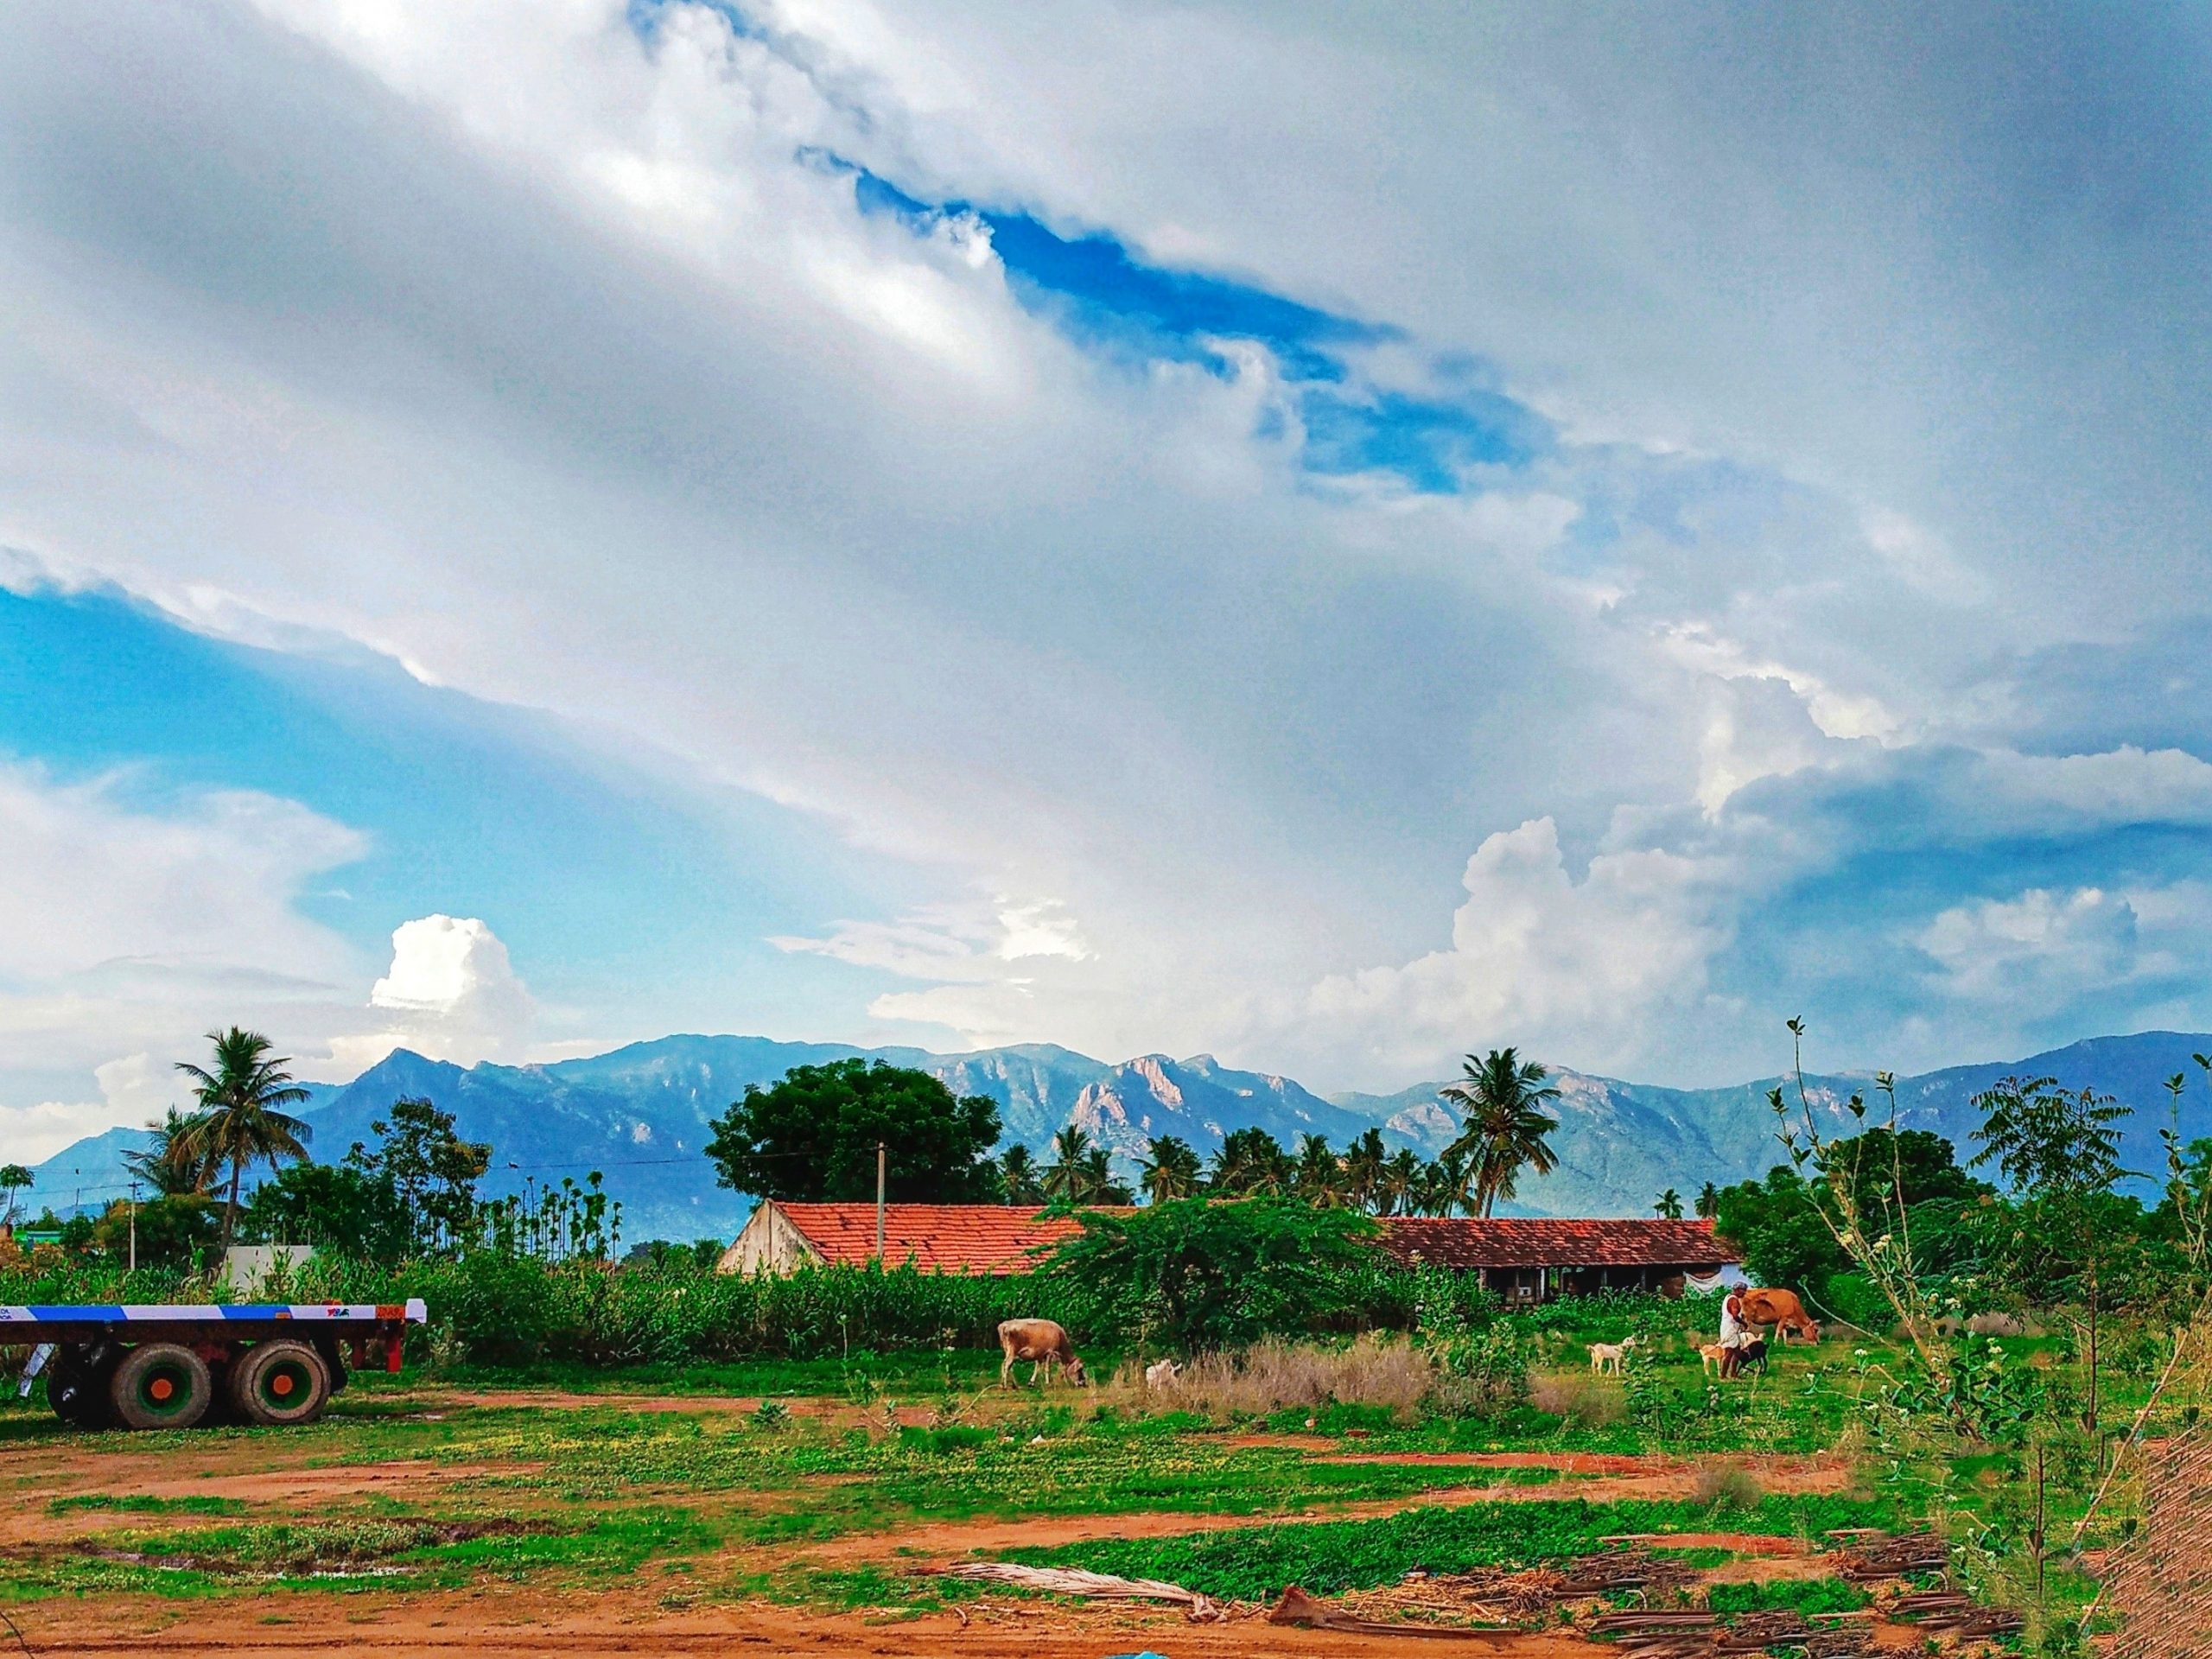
[1827,1529,1948,1582]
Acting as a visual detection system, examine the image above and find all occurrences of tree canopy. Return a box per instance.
[1043,1196,1382,1352]
[705,1058,1002,1203]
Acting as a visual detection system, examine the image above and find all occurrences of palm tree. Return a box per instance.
[1042,1124,1094,1203]
[1415,1147,1472,1217]
[998,1144,1046,1205]
[1440,1049,1560,1217]
[1654,1187,1684,1219]
[1344,1129,1389,1214]
[174,1027,313,1249]
[1694,1181,1719,1219]
[1210,1128,1290,1197]
[128,1106,215,1197]
[1294,1133,1349,1207]
[1380,1148,1425,1217]
[1137,1135,1203,1204]
[1079,1147,1134,1205]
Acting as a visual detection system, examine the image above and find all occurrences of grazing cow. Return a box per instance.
[1143,1359,1180,1389]
[997,1319,1088,1389]
[1738,1287,1821,1345]
[1587,1336,1637,1376]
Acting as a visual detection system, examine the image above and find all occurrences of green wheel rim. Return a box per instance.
[136,1362,195,1419]
[257,1357,314,1412]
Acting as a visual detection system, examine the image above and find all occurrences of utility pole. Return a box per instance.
[128,1177,140,1274]
[875,1141,887,1265]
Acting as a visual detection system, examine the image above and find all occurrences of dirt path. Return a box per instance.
[5,1590,1605,1657]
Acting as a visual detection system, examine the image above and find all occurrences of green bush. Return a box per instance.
[1041,1197,1382,1352]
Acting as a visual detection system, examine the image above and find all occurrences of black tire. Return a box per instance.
[228,1340,330,1427]
[110,1344,214,1431]
[48,1345,115,1429]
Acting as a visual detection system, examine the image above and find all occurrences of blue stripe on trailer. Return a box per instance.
[3,1300,427,1325]
[13,1306,126,1322]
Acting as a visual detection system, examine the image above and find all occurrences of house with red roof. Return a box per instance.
[717,1201,1090,1276]
[1377,1217,1740,1302]
[720,1201,1738,1300]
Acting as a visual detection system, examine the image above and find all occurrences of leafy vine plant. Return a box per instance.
[1766,1017,1968,1431]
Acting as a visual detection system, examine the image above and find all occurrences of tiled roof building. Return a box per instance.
[720,1202,1739,1300]
[717,1202,1090,1276]
[1378,1217,1738,1301]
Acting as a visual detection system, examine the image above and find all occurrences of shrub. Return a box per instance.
[1692,1462,1763,1510]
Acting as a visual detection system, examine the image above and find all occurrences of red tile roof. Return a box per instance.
[772,1203,1092,1275]
[1378,1217,1738,1270]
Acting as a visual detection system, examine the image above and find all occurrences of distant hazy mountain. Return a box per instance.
[18,1030,2211,1241]
[1342,1031,2212,1217]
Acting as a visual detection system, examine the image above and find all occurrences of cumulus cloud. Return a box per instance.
[334,914,537,1070]
[1300,818,1730,1079]
[1920,887,2139,1006]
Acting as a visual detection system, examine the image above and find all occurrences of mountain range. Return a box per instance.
[17,1031,2211,1242]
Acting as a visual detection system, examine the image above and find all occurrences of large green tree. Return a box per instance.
[1440,1049,1560,1217]
[1044,1196,1382,1352]
[1972,1075,2133,1427]
[244,1161,413,1258]
[173,1027,313,1249]
[705,1059,1001,1203]
[365,1096,492,1251]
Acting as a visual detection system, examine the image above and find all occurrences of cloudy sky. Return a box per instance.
[4,0,2211,1159]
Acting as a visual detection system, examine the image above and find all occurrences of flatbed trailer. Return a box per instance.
[3,1300,427,1430]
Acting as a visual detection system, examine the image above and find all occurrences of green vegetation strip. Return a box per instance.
[1005,1496,1893,1601]
[48,1495,246,1516]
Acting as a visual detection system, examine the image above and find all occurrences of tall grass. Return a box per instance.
[1126,1335,1433,1421]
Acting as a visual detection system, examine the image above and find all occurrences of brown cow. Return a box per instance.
[997,1319,1088,1388]
[1738,1287,1821,1344]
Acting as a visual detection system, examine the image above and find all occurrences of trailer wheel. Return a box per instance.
[229,1340,331,1427]
[110,1344,214,1431]
[48,1345,115,1429]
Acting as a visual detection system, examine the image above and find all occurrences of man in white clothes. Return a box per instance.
[1719,1286,1757,1378]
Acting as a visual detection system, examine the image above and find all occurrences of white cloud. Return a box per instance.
[1919,887,2139,1006]
[0,762,368,1158]
[1300,817,1730,1080]
[338,914,537,1069]
[0,764,365,983]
